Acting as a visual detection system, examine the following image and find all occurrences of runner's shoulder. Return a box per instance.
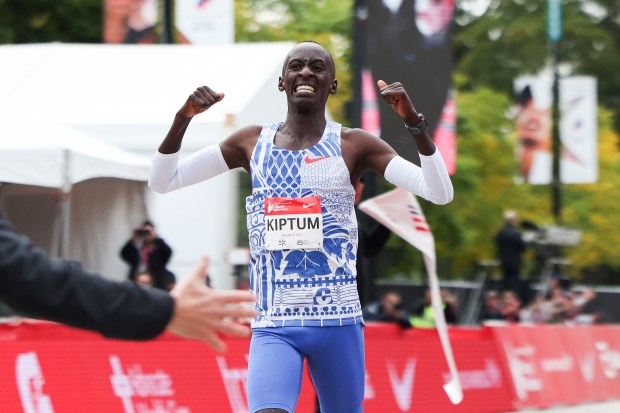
[341,126,377,142]
[234,124,263,138]
[341,127,385,151]
[226,124,262,146]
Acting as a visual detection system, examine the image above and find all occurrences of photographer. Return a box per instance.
[495,210,534,306]
[363,290,411,329]
[120,220,175,291]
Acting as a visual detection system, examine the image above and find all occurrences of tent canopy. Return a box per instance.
[0,42,296,153]
[0,122,151,278]
[0,122,150,188]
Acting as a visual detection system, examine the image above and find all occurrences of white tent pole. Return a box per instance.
[57,149,72,259]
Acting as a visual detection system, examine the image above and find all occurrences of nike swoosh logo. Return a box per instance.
[302,202,317,208]
[304,155,331,164]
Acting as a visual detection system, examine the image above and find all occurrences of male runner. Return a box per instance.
[149,41,453,413]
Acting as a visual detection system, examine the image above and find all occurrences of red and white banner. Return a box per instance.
[175,0,234,45]
[2,320,620,412]
[359,188,463,404]
[513,75,598,184]
[492,324,620,410]
[0,321,511,413]
[362,326,512,413]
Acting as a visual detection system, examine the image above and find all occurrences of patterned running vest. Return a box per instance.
[246,121,363,327]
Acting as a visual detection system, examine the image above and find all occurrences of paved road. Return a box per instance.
[506,400,620,413]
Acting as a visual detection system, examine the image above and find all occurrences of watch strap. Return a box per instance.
[405,114,428,135]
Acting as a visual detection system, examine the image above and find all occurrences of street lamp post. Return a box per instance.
[548,0,563,224]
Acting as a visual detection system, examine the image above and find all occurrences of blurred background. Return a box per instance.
[2,1,620,412]
[0,0,619,321]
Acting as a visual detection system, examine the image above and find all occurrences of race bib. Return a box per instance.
[264,196,323,250]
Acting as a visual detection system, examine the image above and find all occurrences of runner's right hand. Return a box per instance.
[179,86,225,118]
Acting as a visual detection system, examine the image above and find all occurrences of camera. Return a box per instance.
[134,228,150,237]
[521,221,582,247]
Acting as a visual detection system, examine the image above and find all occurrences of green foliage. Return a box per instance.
[562,108,620,279]
[450,0,620,282]
[235,0,353,125]
[2,0,620,283]
[0,0,102,44]
[455,0,620,133]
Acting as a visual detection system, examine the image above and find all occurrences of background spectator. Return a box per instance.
[479,290,505,322]
[120,220,175,291]
[364,290,411,328]
[410,286,458,327]
[499,290,521,323]
[495,210,533,306]
[519,293,553,324]
[134,270,155,288]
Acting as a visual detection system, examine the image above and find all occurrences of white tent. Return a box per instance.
[0,122,151,280]
[0,42,301,287]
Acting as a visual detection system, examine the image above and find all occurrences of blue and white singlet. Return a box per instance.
[246,121,363,328]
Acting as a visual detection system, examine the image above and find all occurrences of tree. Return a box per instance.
[0,0,102,44]
[2,0,619,283]
[454,0,620,133]
[235,0,353,124]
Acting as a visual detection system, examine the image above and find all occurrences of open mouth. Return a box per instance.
[294,85,316,94]
[520,137,537,148]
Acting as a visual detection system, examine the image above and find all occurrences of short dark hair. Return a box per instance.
[282,41,336,76]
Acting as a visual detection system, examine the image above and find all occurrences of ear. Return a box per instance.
[329,79,338,94]
[278,77,285,92]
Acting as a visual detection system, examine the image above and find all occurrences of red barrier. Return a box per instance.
[363,324,513,413]
[491,324,620,410]
[1,320,619,412]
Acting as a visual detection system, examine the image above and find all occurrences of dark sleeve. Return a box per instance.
[154,238,172,263]
[0,214,174,341]
[120,240,139,265]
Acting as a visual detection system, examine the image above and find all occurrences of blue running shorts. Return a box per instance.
[247,324,365,413]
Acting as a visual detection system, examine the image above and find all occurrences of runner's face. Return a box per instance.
[279,43,337,109]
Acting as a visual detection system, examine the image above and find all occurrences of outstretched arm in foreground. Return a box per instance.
[168,256,257,351]
[0,213,256,350]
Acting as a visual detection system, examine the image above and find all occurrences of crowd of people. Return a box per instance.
[480,279,601,325]
[360,280,601,330]
[358,207,604,330]
[363,287,459,329]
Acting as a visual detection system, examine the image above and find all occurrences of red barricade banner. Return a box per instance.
[491,324,620,410]
[7,321,620,412]
[0,321,316,412]
[0,321,514,413]
[363,325,513,413]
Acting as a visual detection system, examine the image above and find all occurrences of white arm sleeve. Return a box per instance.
[384,149,454,205]
[148,144,230,194]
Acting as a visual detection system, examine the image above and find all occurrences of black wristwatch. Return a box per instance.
[405,114,428,135]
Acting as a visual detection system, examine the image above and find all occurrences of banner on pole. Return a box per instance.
[358,188,463,404]
[513,75,598,184]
